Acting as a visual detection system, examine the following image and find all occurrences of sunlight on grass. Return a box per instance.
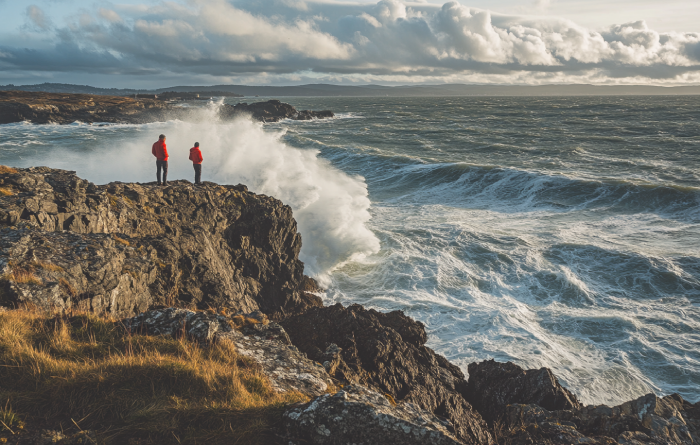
[0,310,306,444]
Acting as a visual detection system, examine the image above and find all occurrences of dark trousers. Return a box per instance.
[193,164,202,184]
[156,160,168,184]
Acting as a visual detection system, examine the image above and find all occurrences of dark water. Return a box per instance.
[1,95,699,405]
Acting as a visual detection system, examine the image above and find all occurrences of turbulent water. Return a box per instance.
[1,95,699,406]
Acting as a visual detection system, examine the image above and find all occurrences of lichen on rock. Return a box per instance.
[283,384,464,445]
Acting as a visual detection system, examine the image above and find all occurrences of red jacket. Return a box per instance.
[152,140,168,161]
[189,146,203,164]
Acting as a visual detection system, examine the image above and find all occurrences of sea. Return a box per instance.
[1,95,699,406]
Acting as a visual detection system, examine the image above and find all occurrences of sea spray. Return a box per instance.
[2,103,380,281]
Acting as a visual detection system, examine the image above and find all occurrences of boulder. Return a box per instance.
[466,359,581,424]
[282,384,464,445]
[280,303,492,444]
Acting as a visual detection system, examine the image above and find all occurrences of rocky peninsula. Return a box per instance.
[0,166,698,445]
[0,91,333,125]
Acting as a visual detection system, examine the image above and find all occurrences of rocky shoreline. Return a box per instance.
[0,91,333,124]
[0,166,698,444]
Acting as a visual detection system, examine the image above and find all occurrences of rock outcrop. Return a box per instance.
[466,359,582,424]
[0,167,320,316]
[0,92,333,125]
[280,303,492,444]
[283,384,464,445]
[219,99,334,122]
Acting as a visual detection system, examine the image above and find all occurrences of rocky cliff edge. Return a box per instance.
[0,166,321,316]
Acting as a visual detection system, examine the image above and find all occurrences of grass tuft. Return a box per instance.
[0,401,25,433]
[112,234,130,247]
[0,310,305,444]
[8,269,42,285]
[0,166,17,175]
[0,188,12,197]
[230,315,262,328]
[32,261,64,273]
[59,278,77,297]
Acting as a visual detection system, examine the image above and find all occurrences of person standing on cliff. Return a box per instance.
[189,142,203,185]
[152,134,168,186]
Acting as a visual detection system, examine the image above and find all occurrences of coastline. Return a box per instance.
[1,166,698,444]
[0,91,333,125]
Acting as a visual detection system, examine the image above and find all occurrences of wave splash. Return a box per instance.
[21,103,380,281]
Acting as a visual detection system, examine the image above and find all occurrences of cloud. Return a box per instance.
[1,0,699,85]
[98,8,123,23]
[26,5,52,31]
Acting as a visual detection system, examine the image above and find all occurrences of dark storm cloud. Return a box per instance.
[1,0,699,84]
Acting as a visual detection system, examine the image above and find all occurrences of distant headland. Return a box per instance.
[0,91,333,125]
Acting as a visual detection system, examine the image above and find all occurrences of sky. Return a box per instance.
[0,0,699,87]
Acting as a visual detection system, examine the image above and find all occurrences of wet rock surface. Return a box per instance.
[283,384,464,445]
[466,359,582,424]
[0,167,320,317]
[280,303,492,444]
[219,99,334,122]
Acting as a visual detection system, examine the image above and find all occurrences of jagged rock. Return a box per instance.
[466,359,581,424]
[283,384,464,445]
[123,307,233,341]
[122,307,334,396]
[221,324,333,396]
[280,303,492,444]
[503,392,700,444]
[219,99,334,122]
[0,167,320,317]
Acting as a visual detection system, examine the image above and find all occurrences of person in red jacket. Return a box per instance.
[151,134,169,185]
[189,142,203,185]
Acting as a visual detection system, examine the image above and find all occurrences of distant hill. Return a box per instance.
[1,82,700,96]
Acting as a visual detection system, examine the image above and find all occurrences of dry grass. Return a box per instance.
[112,234,130,247]
[31,261,64,273]
[0,166,17,175]
[230,315,262,328]
[7,269,41,286]
[0,188,12,197]
[0,310,305,444]
[59,278,77,298]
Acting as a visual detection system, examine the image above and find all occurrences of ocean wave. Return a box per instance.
[322,152,700,219]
